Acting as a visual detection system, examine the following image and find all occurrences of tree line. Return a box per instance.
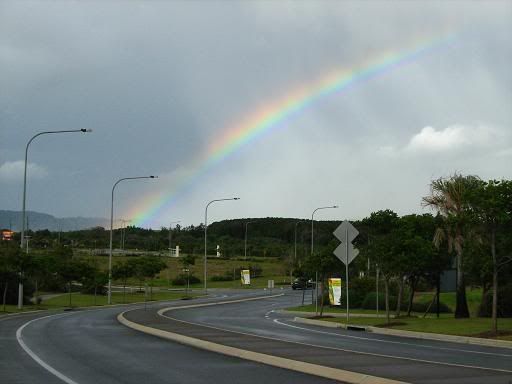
[1,174,511,333]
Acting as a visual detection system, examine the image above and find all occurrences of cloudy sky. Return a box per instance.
[1,1,511,228]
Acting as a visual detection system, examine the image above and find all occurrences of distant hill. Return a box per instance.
[0,210,108,232]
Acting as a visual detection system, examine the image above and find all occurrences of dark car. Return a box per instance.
[291,278,314,290]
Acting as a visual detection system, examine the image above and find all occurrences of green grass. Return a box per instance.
[286,304,384,316]
[74,254,291,289]
[415,288,482,316]
[0,304,47,314]
[321,315,512,341]
[0,291,201,314]
[40,291,200,308]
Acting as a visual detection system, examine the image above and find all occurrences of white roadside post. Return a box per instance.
[333,220,359,323]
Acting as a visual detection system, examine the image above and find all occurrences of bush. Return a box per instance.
[361,292,451,313]
[345,277,375,308]
[361,292,397,310]
[172,274,201,286]
[478,283,512,317]
[410,300,452,314]
[210,275,234,282]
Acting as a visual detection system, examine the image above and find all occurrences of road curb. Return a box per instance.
[294,317,512,349]
[118,296,409,384]
[279,310,394,319]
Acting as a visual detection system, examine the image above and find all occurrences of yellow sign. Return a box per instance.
[241,269,251,285]
[328,278,342,306]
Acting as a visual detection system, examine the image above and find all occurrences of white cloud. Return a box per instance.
[405,125,494,152]
[0,161,48,182]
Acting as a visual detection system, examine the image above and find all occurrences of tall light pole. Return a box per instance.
[18,128,92,309]
[204,198,240,293]
[294,220,303,263]
[311,205,338,314]
[169,220,181,257]
[119,219,131,250]
[108,176,157,304]
[167,220,181,286]
[244,221,256,261]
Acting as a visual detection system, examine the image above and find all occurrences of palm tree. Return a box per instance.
[422,174,481,318]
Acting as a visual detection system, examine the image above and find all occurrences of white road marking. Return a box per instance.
[157,306,512,373]
[16,313,80,384]
[272,317,512,358]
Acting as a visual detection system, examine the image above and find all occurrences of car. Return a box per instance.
[291,278,314,290]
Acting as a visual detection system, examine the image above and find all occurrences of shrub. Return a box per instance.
[172,274,201,286]
[210,275,233,282]
[345,277,375,308]
[361,292,397,310]
[410,300,452,314]
[478,283,512,317]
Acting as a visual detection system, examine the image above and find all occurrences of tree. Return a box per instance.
[469,179,512,332]
[112,260,135,303]
[422,174,481,318]
[394,214,441,317]
[129,257,166,300]
[303,239,343,316]
[0,243,18,310]
[361,210,401,324]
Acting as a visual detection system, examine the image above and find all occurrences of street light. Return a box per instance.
[311,205,338,314]
[108,175,157,304]
[244,221,256,261]
[18,128,92,309]
[118,219,131,250]
[169,220,181,257]
[168,220,181,286]
[204,198,240,293]
[294,220,304,262]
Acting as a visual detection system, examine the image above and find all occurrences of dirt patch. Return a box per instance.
[309,315,335,319]
[469,330,512,339]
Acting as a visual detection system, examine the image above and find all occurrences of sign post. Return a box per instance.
[268,279,274,294]
[333,221,359,323]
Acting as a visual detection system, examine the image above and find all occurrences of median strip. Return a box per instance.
[118,295,408,384]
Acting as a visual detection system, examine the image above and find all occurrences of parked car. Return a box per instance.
[291,278,314,290]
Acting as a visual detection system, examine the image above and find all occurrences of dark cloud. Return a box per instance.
[1,1,511,226]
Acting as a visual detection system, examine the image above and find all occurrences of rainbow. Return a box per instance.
[130,33,455,227]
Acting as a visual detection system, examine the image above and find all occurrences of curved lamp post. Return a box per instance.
[244,221,256,261]
[311,205,338,314]
[204,198,239,293]
[18,128,92,309]
[108,175,157,304]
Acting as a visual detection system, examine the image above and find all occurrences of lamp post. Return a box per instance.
[294,220,303,263]
[18,128,92,309]
[119,219,131,251]
[169,220,181,257]
[311,205,338,314]
[244,221,256,261]
[168,220,181,286]
[204,198,240,293]
[108,176,157,304]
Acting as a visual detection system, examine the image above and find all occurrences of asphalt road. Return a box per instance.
[0,290,337,384]
[149,289,512,384]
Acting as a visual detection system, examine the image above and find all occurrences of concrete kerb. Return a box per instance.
[279,310,394,319]
[118,295,409,384]
[294,317,512,350]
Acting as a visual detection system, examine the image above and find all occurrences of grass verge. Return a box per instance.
[320,315,512,341]
[1,291,200,314]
